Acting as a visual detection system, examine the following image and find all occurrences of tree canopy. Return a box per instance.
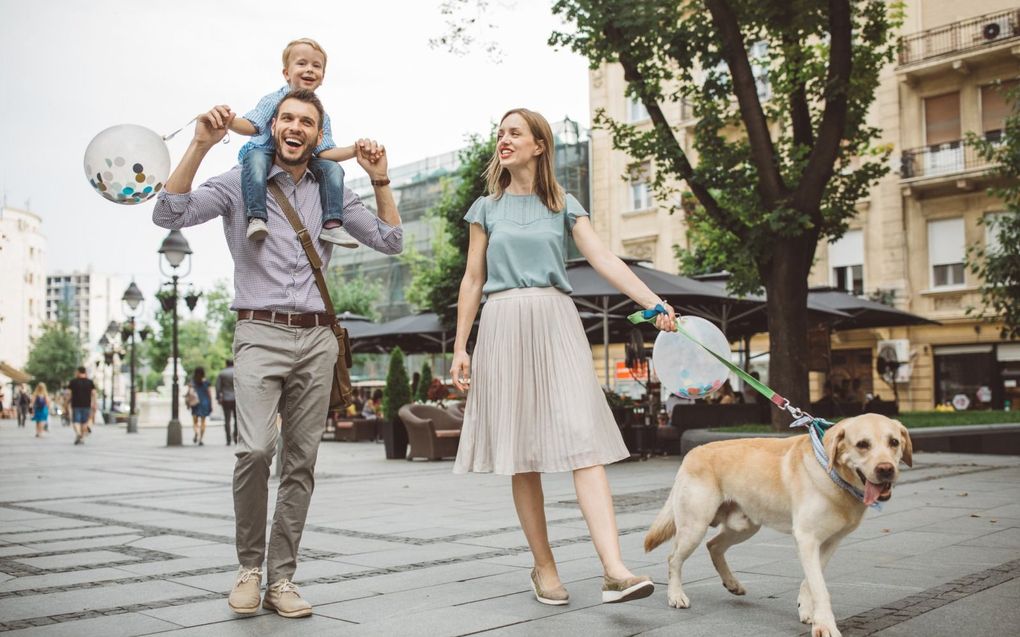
[550,0,900,426]
[966,85,1020,340]
[25,307,84,393]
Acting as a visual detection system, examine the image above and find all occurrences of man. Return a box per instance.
[67,367,97,445]
[15,384,31,428]
[216,359,237,445]
[152,89,401,618]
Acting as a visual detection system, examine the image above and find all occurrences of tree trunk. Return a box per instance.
[763,239,814,431]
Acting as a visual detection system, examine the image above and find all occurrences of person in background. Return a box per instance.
[16,384,31,429]
[189,366,213,446]
[217,359,238,445]
[68,367,97,445]
[362,389,383,419]
[31,383,50,438]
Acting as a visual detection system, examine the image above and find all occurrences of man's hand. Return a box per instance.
[195,105,235,148]
[355,138,388,180]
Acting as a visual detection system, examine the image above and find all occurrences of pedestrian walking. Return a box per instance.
[16,384,31,428]
[152,86,401,617]
[216,359,237,445]
[450,108,677,607]
[68,367,97,445]
[31,383,50,438]
[188,366,212,446]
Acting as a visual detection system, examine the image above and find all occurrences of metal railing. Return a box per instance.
[899,137,999,180]
[898,8,1020,66]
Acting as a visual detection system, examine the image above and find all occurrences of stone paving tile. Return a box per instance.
[3,612,181,637]
[134,613,356,636]
[1,424,1018,635]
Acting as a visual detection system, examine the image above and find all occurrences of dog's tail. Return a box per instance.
[644,483,678,553]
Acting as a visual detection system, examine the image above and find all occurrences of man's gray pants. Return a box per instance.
[232,319,338,583]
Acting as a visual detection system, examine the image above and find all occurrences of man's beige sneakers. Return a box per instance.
[263,579,313,618]
[228,566,263,614]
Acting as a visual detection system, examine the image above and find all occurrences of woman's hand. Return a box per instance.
[652,301,678,332]
[451,350,472,392]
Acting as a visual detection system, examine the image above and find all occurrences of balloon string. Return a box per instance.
[162,117,230,145]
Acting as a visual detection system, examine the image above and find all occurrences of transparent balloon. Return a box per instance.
[653,316,730,400]
[84,124,170,205]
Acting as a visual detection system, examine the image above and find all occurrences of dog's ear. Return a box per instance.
[824,423,845,472]
[898,423,913,467]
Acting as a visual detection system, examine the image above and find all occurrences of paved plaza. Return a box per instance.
[0,419,1018,636]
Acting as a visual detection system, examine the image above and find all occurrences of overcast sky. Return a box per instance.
[0,0,590,318]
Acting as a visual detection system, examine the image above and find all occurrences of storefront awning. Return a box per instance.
[0,361,32,384]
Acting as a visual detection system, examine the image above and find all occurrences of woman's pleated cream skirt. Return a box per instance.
[453,287,630,475]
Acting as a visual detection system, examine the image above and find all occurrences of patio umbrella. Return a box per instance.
[807,288,939,331]
[336,311,376,340]
[351,312,455,356]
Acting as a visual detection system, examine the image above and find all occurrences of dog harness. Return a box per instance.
[630,305,882,511]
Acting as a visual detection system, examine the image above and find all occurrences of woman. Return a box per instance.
[362,389,383,419]
[189,367,212,445]
[450,108,677,606]
[31,383,50,438]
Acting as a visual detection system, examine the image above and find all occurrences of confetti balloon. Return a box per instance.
[84,124,169,205]
[653,316,730,400]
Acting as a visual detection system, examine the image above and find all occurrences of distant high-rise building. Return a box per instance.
[0,206,46,374]
[45,269,124,363]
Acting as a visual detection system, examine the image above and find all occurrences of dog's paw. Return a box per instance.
[667,589,690,609]
[811,618,841,637]
[723,578,746,596]
[799,607,813,624]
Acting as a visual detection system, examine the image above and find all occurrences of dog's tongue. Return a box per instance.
[863,481,882,506]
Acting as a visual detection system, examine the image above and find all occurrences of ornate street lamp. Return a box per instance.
[98,334,110,412]
[103,321,120,423]
[121,281,144,433]
[158,230,192,447]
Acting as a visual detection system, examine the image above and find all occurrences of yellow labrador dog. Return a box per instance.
[644,414,912,637]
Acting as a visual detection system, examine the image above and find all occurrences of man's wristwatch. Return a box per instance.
[370,177,391,187]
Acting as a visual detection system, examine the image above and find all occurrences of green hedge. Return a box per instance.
[711,410,1020,433]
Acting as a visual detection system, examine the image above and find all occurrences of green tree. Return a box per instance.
[551,0,900,427]
[382,347,411,423]
[204,279,236,353]
[326,268,382,320]
[416,361,434,402]
[404,132,495,327]
[144,290,174,377]
[966,84,1020,340]
[25,310,84,392]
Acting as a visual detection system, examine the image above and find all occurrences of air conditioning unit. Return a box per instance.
[981,18,1011,42]
[877,339,912,384]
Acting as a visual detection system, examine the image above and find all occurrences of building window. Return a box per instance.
[748,40,771,101]
[828,230,864,295]
[980,81,1019,143]
[928,217,966,288]
[627,96,649,123]
[924,91,962,174]
[629,162,651,211]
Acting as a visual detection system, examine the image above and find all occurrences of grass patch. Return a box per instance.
[710,410,1019,433]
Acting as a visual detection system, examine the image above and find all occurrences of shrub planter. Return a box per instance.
[381,419,408,460]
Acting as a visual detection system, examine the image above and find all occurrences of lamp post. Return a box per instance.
[121,281,144,433]
[158,229,192,447]
[98,334,110,412]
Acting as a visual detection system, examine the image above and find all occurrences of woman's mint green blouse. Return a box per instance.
[464,193,589,294]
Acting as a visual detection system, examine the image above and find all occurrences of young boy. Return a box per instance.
[229,38,358,247]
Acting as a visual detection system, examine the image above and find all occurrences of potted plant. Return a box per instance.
[416,362,433,403]
[381,347,411,459]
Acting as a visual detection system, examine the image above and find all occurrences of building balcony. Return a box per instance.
[899,136,1001,196]
[897,9,1020,80]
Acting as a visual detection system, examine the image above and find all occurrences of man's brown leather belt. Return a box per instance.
[237,310,334,328]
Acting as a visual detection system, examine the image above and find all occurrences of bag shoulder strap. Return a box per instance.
[267,180,337,320]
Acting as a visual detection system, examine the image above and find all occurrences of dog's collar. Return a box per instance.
[795,417,882,511]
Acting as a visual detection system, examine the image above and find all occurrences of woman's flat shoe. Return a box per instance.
[602,574,654,603]
[530,568,569,605]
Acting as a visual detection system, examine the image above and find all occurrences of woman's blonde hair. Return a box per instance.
[282,38,328,69]
[484,108,565,212]
[33,383,47,398]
